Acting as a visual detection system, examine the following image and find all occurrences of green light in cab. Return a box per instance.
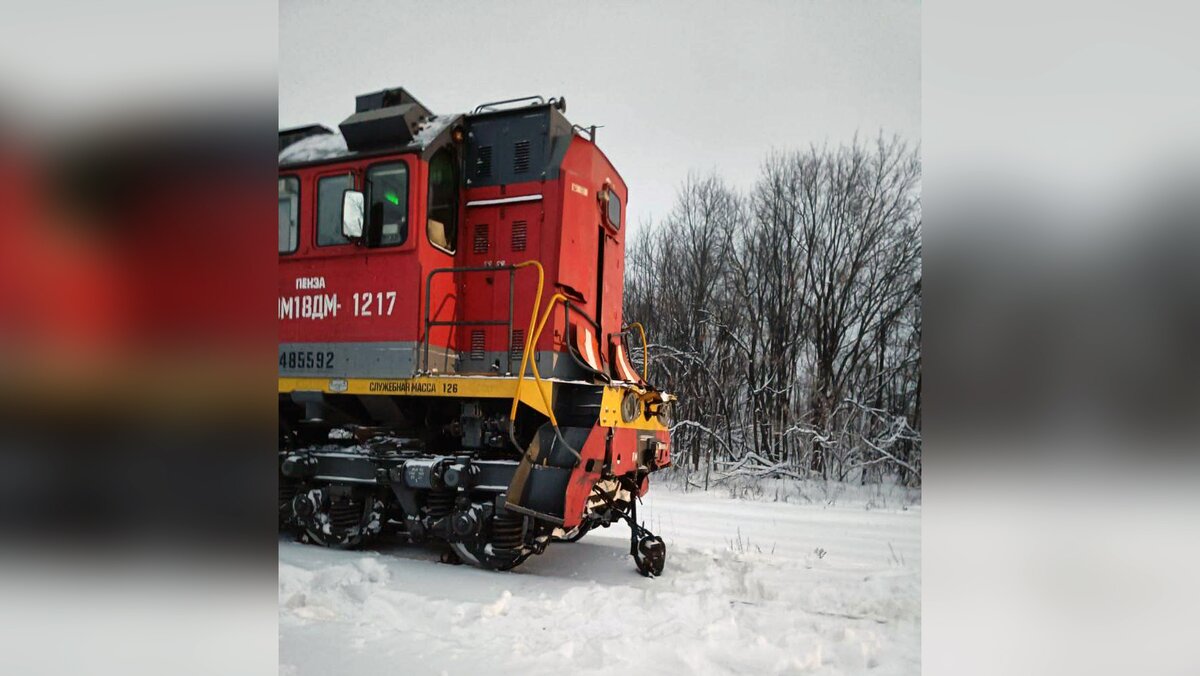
[385,192,400,206]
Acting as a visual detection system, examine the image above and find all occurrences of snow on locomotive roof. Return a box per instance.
[409,113,459,148]
[277,114,460,166]
[278,131,348,164]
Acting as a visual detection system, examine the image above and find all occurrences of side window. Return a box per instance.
[602,186,622,230]
[278,176,299,254]
[317,174,353,246]
[366,163,409,247]
[426,148,458,253]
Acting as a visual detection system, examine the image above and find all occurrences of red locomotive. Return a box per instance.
[278,88,673,574]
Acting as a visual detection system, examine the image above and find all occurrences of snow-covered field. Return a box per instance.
[279,483,920,675]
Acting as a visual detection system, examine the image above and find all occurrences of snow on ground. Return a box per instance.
[279,483,920,675]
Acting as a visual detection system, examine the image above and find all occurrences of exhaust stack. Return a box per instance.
[338,87,433,152]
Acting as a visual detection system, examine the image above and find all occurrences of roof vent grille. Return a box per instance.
[513,140,531,173]
[476,145,492,178]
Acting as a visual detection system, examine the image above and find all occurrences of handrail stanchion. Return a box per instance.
[508,261,544,421]
[624,321,649,382]
[422,262,538,376]
[508,292,580,461]
[524,293,567,427]
[418,259,581,462]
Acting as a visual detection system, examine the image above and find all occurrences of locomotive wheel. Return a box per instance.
[447,510,531,571]
[279,480,301,527]
[448,541,530,571]
[303,526,364,549]
[296,491,384,550]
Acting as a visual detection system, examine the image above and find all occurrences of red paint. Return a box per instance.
[561,426,609,529]
[280,125,658,527]
[279,134,627,363]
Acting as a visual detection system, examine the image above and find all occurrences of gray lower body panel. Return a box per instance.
[279,341,590,380]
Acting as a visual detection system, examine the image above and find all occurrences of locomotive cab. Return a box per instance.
[278,87,672,576]
[336,145,458,250]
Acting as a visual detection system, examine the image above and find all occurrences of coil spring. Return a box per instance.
[425,490,455,519]
[328,498,364,531]
[490,512,525,550]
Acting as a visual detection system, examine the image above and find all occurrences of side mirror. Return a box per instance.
[341,189,364,239]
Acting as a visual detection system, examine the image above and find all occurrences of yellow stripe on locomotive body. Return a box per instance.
[278,375,669,433]
[279,374,557,417]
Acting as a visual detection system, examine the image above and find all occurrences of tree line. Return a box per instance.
[624,135,921,487]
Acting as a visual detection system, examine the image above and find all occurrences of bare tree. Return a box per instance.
[625,136,921,487]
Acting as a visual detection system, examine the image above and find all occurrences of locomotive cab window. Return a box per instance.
[602,186,621,230]
[366,162,409,247]
[317,174,354,246]
[426,147,458,253]
[278,176,299,254]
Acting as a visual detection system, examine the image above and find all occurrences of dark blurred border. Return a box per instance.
[923,2,1200,675]
[1,107,278,551]
[0,3,278,675]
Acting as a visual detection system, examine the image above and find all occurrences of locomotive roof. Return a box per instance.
[278,124,335,154]
[279,92,580,172]
[278,112,460,169]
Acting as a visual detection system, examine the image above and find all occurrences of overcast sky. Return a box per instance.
[280,0,920,232]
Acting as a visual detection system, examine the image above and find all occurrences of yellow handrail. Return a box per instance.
[510,291,568,429]
[509,261,549,421]
[624,321,649,382]
[509,287,585,461]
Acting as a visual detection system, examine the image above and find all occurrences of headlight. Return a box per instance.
[656,401,673,427]
[620,391,641,423]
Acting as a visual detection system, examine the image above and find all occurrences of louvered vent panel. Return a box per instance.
[475,145,492,178]
[510,328,526,364]
[513,140,531,174]
[473,223,489,253]
[511,220,527,251]
[470,330,485,360]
